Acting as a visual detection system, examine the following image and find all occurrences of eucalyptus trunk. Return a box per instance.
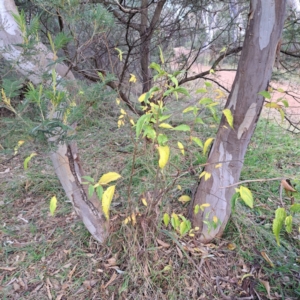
[192,0,287,243]
[0,0,108,243]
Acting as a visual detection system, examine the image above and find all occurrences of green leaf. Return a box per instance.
[195,117,204,124]
[199,97,213,105]
[273,207,286,245]
[169,75,178,87]
[88,185,95,197]
[194,205,200,215]
[171,213,180,230]
[285,216,293,233]
[222,108,234,128]
[191,137,203,148]
[183,106,198,113]
[258,91,271,99]
[203,138,214,155]
[149,62,162,73]
[24,153,37,170]
[278,108,285,123]
[231,192,239,213]
[290,203,300,214]
[158,46,164,64]
[173,87,190,96]
[239,186,253,208]
[96,185,104,200]
[277,88,285,93]
[49,196,57,216]
[163,213,170,227]
[204,81,212,88]
[281,99,289,107]
[136,114,152,138]
[143,125,156,140]
[172,124,190,131]
[157,134,169,146]
[196,88,207,94]
[82,176,95,183]
[179,220,191,236]
[158,115,172,122]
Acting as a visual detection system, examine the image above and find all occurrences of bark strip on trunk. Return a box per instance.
[192,0,287,243]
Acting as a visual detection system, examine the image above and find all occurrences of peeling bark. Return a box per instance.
[0,0,108,243]
[192,0,287,243]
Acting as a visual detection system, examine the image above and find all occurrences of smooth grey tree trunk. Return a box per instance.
[0,0,108,243]
[192,0,287,243]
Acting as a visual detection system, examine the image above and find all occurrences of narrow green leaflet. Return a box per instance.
[158,46,164,64]
[82,176,94,183]
[239,186,253,208]
[258,91,271,99]
[136,114,152,138]
[163,213,170,227]
[285,216,293,233]
[204,81,212,88]
[24,153,37,170]
[49,196,57,216]
[196,88,207,94]
[88,185,95,197]
[172,124,190,131]
[273,207,286,245]
[191,137,203,148]
[290,203,300,213]
[96,185,104,200]
[222,109,234,128]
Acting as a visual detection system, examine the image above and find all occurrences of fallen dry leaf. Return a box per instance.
[261,251,274,268]
[104,272,117,288]
[281,179,296,192]
[0,267,17,271]
[259,279,276,299]
[176,246,183,259]
[156,238,170,248]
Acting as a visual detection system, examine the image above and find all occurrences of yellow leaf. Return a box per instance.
[213,216,218,224]
[118,115,124,119]
[215,163,222,168]
[129,74,137,83]
[49,196,57,216]
[159,123,173,129]
[200,203,210,209]
[98,172,121,185]
[265,102,281,109]
[115,47,123,61]
[131,212,136,225]
[199,171,211,181]
[118,119,124,127]
[116,98,120,105]
[158,46,165,64]
[227,243,236,250]
[130,119,135,126]
[177,142,184,155]
[177,185,182,190]
[203,138,214,156]
[222,108,234,128]
[120,109,126,115]
[138,93,147,103]
[157,145,170,169]
[209,69,215,74]
[141,198,148,206]
[123,216,131,224]
[178,195,191,203]
[215,89,225,99]
[102,185,115,220]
